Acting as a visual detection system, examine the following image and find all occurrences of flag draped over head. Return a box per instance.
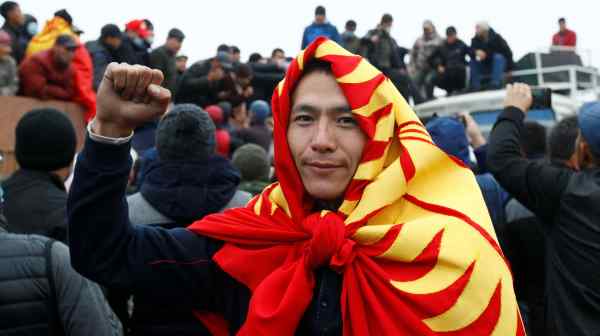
[188,37,524,336]
[26,17,96,122]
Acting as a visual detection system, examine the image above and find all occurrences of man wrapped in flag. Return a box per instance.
[68,37,524,335]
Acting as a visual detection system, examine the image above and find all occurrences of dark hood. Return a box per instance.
[140,155,240,223]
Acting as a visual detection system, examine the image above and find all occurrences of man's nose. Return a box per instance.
[310,118,336,153]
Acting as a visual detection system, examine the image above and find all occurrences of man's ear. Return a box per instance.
[578,140,595,169]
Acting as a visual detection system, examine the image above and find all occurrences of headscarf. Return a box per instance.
[189,37,523,336]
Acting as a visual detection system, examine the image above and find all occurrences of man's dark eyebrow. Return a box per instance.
[330,105,352,113]
[292,104,320,114]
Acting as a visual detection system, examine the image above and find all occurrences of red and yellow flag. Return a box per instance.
[189,37,524,336]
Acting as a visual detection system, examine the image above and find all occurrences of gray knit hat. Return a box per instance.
[232,144,270,181]
[155,104,216,162]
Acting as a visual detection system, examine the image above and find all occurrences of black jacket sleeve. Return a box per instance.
[487,107,573,223]
[67,135,222,308]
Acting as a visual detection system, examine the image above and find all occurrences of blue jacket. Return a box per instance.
[301,22,340,49]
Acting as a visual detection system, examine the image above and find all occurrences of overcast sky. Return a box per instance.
[11,0,599,67]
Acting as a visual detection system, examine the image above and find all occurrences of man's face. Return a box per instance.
[272,51,285,63]
[232,103,248,127]
[0,44,11,57]
[475,25,485,37]
[53,45,76,67]
[423,26,433,38]
[446,34,457,44]
[8,5,24,26]
[315,14,326,24]
[380,21,393,33]
[105,36,122,50]
[559,22,567,32]
[176,58,187,72]
[166,38,182,54]
[288,71,367,202]
[232,52,241,63]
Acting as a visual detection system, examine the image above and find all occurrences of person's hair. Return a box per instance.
[292,59,333,98]
[345,20,356,31]
[476,21,490,32]
[231,45,240,54]
[217,44,231,54]
[381,13,393,24]
[248,52,262,63]
[0,1,18,19]
[271,48,284,57]
[302,59,332,77]
[315,5,326,16]
[446,26,457,36]
[521,121,547,159]
[235,63,253,79]
[548,116,578,162]
[558,17,566,24]
[175,55,188,61]
[143,19,154,31]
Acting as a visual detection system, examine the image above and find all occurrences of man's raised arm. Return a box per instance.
[67,63,221,308]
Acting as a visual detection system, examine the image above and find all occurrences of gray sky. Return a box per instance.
[12,0,599,67]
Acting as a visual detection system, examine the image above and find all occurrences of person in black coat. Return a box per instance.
[488,85,600,335]
[1,108,76,244]
[118,19,152,66]
[175,51,235,107]
[428,26,473,95]
[86,24,123,91]
[0,1,28,63]
[469,22,513,90]
[149,28,185,95]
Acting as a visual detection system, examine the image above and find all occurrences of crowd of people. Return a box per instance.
[0,2,597,336]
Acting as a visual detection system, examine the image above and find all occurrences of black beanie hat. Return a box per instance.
[15,108,77,171]
[156,104,216,162]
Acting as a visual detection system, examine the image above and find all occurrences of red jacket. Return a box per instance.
[552,29,577,47]
[19,50,74,101]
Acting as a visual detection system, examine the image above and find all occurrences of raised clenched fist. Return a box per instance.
[93,63,172,138]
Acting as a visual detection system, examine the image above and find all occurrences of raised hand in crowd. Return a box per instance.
[504,83,533,113]
[460,111,486,149]
[94,63,171,138]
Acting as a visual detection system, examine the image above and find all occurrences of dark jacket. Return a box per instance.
[85,39,122,91]
[301,22,340,49]
[1,21,30,64]
[131,155,243,225]
[488,107,600,336]
[428,39,473,69]
[360,28,402,70]
[175,58,226,107]
[18,49,74,100]
[249,62,284,103]
[341,31,360,54]
[68,136,346,335]
[471,29,514,70]
[149,45,177,94]
[234,125,272,152]
[0,230,122,335]
[118,35,149,67]
[2,170,68,243]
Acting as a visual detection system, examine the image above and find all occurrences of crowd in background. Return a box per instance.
[0,2,596,336]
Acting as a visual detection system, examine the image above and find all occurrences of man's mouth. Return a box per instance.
[305,161,344,173]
